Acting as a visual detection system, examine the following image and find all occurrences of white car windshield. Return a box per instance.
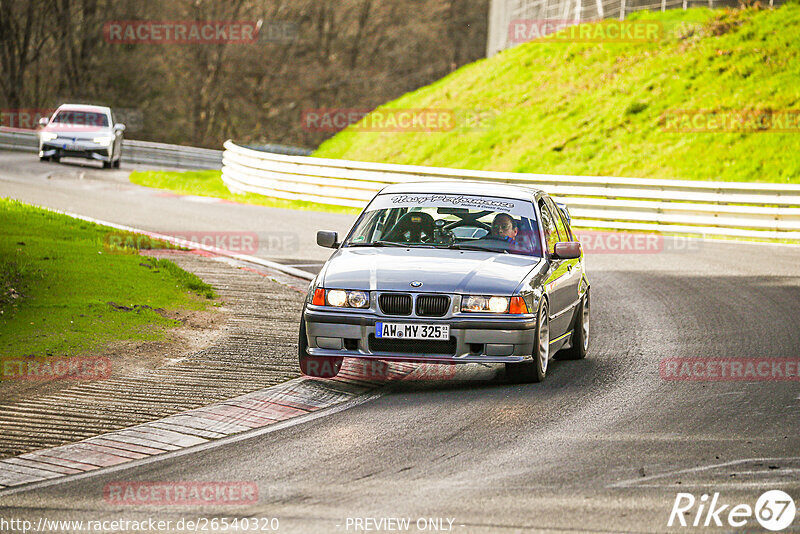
[51,110,109,128]
[344,193,542,257]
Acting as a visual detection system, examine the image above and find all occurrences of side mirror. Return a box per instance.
[316,230,338,249]
[553,241,581,260]
[38,117,49,127]
[113,123,126,132]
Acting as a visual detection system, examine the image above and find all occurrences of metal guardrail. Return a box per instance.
[0,127,222,169]
[222,140,800,241]
[244,144,313,157]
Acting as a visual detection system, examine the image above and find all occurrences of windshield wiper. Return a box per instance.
[446,243,508,253]
[347,240,411,248]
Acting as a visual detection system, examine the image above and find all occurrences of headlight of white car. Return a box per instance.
[92,136,115,145]
[40,132,58,142]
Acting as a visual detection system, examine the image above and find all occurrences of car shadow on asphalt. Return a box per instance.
[379,357,600,395]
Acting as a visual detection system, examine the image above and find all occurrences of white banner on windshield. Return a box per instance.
[369,193,535,218]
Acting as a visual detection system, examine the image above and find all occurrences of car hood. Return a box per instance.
[40,124,110,139]
[320,248,542,294]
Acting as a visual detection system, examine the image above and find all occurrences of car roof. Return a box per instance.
[56,104,112,114]
[378,181,545,200]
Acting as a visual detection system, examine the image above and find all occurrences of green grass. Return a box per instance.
[130,170,361,215]
[315,4,800,183]
[0,198,216,361]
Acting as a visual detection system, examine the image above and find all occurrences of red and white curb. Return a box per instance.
[0,360,425,494]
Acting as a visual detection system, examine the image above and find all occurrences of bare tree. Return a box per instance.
[0,0,52,108]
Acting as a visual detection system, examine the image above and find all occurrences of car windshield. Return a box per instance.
[344,193,542,257]
[51,110,109,127]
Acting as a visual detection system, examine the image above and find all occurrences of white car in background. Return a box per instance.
[37,104,125,169]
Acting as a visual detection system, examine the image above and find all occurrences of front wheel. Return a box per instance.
[298,317,342,378]
[39,156,50,162]
[505,301,549,383]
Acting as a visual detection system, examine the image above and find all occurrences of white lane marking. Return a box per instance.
[624,481,800,488]
[282,263,323,268]
[610,457,800,488]
[0,391,382,498]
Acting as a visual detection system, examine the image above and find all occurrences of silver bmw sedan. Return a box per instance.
[300,182,590,383]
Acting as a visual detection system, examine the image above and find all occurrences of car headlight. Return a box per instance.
[40,132,58,142]
[327,290,348,307]
[314,289,370,308]
[92,136,115,145]
[346,290,369,308]
[462,295,508,313]
[461,295,528,314]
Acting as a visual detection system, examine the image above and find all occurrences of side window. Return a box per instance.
[537,200,560,255]
[545,197,570,242]
[558,208,574,241]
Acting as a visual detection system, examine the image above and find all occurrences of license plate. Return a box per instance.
[375,322,449,340]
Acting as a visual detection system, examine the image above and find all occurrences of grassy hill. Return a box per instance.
[314,4,800,183]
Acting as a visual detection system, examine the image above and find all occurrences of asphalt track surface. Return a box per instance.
[1,151,799,533]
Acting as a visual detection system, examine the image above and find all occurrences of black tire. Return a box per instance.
[558,290,590,360]
[505,301,549,383]
[113,157,121,169]
[102,161,111,169]
[51,156,60,163]
[39,156,50,162]
[298,317,343,378]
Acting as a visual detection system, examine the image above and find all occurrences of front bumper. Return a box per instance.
[40,141,113,162]
[304,307,536,364]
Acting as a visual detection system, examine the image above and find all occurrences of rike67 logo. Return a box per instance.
[669,490,796,531]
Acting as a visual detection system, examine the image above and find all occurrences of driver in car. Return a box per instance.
[490,213,518,244]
